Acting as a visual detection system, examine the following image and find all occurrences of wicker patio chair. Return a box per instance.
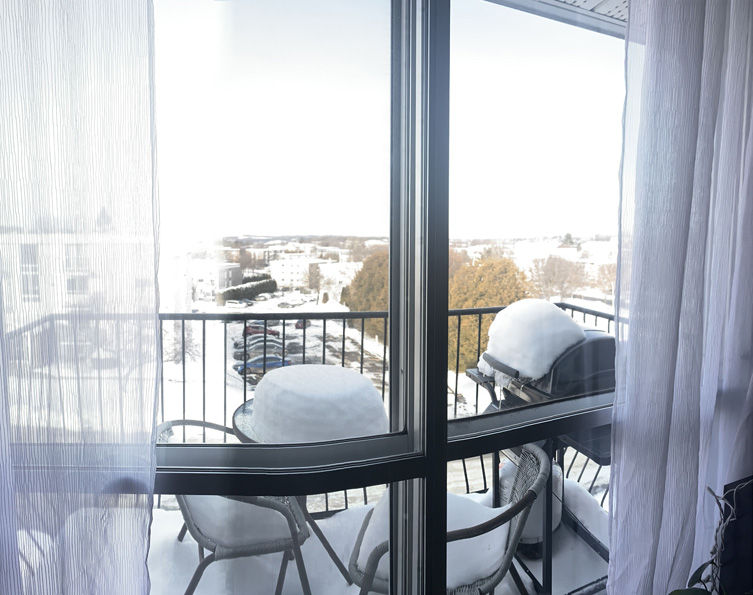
[348,443,550,595]
[157,420,312,595]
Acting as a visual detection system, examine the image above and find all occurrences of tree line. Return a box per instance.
[343,248,616,372]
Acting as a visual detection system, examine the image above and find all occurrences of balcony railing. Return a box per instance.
[4,302,614,513]
[156,302,614,513]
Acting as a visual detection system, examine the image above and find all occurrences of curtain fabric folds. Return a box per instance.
[611,0,753,592]
[0,2,159,594]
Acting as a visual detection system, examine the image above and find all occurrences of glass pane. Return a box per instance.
[154,0,393,444]
[448,0,623,420]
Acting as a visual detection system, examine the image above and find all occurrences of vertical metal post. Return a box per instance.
[181,320,186,441]
[322,319,326,364]
[202,320,206,442]
[543,439,554,594]
[223,322,228,441]
[341,319,346,367]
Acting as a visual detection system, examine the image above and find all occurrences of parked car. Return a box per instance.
[295,319,311,329]
[233,337,284,351]
[251,319,281,327]
[233,355,292,375]
[242,324,280,338]
[225,300,247,309]
[233,341,284,361]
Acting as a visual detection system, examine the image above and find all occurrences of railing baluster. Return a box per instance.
[461,458,470,494]
[160,318,165,425]
[302,320,306,365]
[359,318,365,374]
[341,319,346,367]
[262,320,268,375]
[577,458,589,483]
[381,316,387,401]
[589,466,602,493]
[479,454,488,492]
[322,319,326,364]
[223,322,227,442]
[566,451,578,478]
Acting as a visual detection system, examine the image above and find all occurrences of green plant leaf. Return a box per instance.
[688,560,713,587]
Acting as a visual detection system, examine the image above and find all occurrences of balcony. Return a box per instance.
[148,301,613,594]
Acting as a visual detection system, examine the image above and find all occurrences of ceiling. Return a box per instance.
[485,0,628,39]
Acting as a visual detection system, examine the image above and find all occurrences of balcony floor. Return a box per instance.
[148,501,605,595]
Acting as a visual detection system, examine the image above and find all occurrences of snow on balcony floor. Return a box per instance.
[148,499,606,595]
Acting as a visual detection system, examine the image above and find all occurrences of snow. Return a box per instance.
[249,365,389,443]
[478,299,586,381]
[447,369,495,418]
[562,479,609,546]
[148,505,535,595]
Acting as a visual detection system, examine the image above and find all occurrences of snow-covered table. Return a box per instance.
[232,364,389,444]
[231,364,390,585]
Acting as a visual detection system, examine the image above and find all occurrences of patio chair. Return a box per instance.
[348,443,550,595]
[157,420,312,595]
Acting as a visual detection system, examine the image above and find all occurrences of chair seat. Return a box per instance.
[181,496,300,555]
[357,492,511,590]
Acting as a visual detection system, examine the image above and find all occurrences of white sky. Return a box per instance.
[153,0,625,246]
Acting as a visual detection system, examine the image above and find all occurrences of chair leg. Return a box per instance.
[198,544,204,562]
[509,561,529,595]
[275,550,292,595]
[184,552,216,595]
[177,522,188,542]
[290,538,313,595]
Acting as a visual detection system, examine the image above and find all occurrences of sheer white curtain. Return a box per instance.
[0,1,159,593]
[610,0,753,592]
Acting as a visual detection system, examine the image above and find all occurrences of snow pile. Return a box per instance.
[562,479,608,546]
[249,364,389,443]
[478,299,586,381]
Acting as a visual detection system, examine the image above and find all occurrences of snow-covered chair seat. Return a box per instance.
[157,420,312,595]
[348,444,550,595]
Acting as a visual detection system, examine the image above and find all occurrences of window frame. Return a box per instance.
[152,1,618,592]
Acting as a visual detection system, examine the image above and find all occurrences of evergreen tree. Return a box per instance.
[342,249,389,338]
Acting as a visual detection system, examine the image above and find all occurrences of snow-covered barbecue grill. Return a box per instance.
[471,299,615,409]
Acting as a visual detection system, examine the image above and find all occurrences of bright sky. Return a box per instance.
[153,0,624,246]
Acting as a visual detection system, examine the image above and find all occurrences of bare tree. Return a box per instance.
[529,256,587,300]
[597,263,617,298]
